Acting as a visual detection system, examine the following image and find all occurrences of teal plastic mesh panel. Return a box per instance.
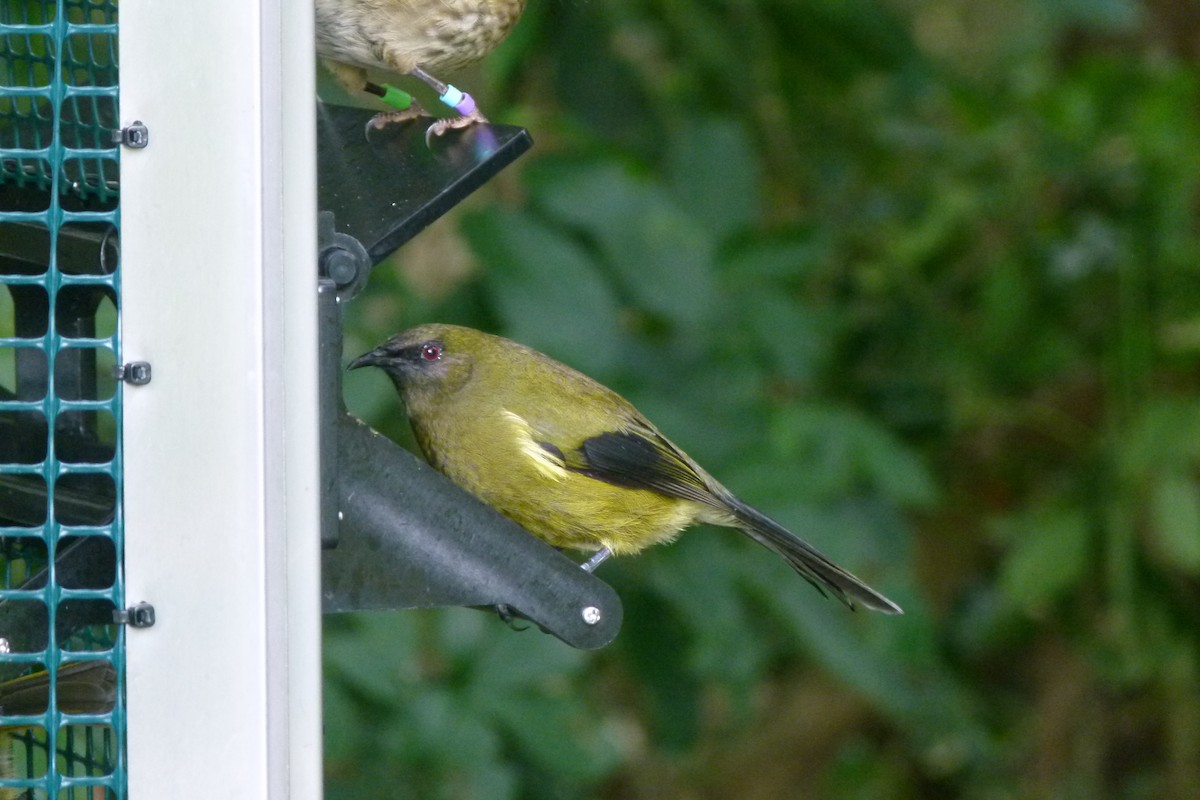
[0,0,124,797]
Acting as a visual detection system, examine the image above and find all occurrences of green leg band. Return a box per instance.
[364,82,414,111]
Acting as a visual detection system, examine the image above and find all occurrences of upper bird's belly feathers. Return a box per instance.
[315,0,527,75]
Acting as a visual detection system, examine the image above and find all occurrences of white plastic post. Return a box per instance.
[119,0,322,796]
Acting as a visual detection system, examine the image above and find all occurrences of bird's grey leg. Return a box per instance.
[580,547,612,573]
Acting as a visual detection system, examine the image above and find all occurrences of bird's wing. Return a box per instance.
[539,421,718,506]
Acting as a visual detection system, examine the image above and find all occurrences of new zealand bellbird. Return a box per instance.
[351,324,902,614]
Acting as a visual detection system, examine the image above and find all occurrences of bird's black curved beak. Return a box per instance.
[347,349,385,371]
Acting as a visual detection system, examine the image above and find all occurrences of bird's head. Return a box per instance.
[349,324,481,405]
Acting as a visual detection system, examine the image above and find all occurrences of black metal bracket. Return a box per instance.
[111,120,149,149]
[316,103,623,649]
[113,361,152,385]
[316,101,532,263]
[113,602,155,628]
[325,415,622,650]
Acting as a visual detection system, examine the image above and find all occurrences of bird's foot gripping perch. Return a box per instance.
[410,66,489,145]
[423,107,489,142]
[493,604,530,631]
[363,82,431,135]
[364,73,489,146]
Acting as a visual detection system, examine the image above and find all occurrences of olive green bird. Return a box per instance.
[350,324,902,614]
[315,0,526,137]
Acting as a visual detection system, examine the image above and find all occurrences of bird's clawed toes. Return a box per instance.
[364,106,490,147]
[363,105,433,139]
[424,110,489,146]
[494,604,530,631]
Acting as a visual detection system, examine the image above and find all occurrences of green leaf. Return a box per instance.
[742,558,982,752]
[481,692,622,782]
[461,208,624,375]
[406,691,516,800]
[323,612,419,700]
[1150,474,1200,574]
[534,161,719,326]
[614,583,702,750]
[742,290,837,384]
[665,118,762,240]
[769,405,937,506]
[1122,399,1200,476]
[643,534,767,688]
[465,622,585,694]
[997,509,1091,614]
[722,235,826,281]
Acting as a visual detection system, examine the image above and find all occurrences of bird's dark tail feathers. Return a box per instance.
[726,495,903,614]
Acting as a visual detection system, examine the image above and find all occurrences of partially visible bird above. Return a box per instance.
[350,324,903,615]
[315,0,527,138]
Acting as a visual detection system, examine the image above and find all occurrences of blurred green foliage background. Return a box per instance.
[324,0,1200,797]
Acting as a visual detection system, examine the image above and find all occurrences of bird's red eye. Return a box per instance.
[421,343,442,362]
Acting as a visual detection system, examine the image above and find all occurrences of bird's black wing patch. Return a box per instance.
[559,429,713,505]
